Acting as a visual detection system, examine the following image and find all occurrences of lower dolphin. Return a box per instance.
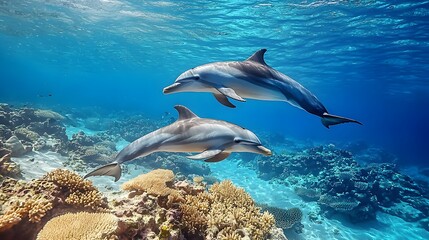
[84,105,271,181]
[163,49,362,128]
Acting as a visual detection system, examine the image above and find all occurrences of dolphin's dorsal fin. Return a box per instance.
[246,49,267,65]
[174,105,199,120]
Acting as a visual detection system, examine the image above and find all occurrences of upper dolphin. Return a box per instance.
[84,105,271,181]
[163,49,362,128]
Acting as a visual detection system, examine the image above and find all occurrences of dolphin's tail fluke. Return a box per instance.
[84,162,122,182]
[321,113,362,128]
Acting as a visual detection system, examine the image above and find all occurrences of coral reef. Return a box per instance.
[0,104,68,156]
[256,144,429,223]
[36,212,118,240]
[107,114,167,142]
[66,131,117,166]
[258,204,304,234]
[44,169,108,210]
[122,169,177,197]
[180,180,276,240]
[0,148,21,179]
[0,169,107,239]
[136,153,213,182]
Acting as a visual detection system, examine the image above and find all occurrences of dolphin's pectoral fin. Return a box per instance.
[217,87,246,102]
[84,162,122,182]
[188,149,223,160]
[321,113,362,128]
[213,93,236,108]
[204,152,230,162]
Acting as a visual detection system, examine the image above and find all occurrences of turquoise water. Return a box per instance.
[1,1,429,239]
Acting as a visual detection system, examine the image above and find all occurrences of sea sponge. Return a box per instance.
[122,169,176,197]
[180,180,275,240]
[36,212,118,240]
[43,169,107,210]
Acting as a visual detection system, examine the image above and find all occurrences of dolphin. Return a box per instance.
[84,105,271,181]
[163,49,362,128]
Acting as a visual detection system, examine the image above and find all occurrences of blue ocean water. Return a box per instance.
[1,0,428,167]
[1,1,429,239]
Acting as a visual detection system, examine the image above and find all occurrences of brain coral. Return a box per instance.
[180,180,275,240]
[36,212,118,240]
[122,169,176,197]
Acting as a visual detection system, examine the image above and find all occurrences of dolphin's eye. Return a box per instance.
[234,139,241,143]
[194,76,200,80]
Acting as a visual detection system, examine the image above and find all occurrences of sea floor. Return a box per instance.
[12,126,429,240]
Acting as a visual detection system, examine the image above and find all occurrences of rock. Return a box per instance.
[4,136,27,157]
[14,127,40,142]
[380,201,425,222]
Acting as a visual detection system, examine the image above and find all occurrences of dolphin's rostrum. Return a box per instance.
[84,105,271,181]
[163,49,362,128]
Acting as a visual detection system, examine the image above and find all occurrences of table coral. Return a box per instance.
[122,169,177,197]
[36,212,118,240]
[258,204,303,233]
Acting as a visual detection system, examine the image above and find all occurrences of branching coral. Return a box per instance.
[43,169,107,210]
[180,180,275,240]
[36,212,118,240]
[0,178,58,232]
[0,169,107,236]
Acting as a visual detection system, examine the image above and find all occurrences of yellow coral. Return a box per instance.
[122,169,176,197]
[44,169,107,210]
[36,212,118,240]
[0,179,58,232]
[0,211,21,232]
[180,180,275,240]
[193,176,204,184]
